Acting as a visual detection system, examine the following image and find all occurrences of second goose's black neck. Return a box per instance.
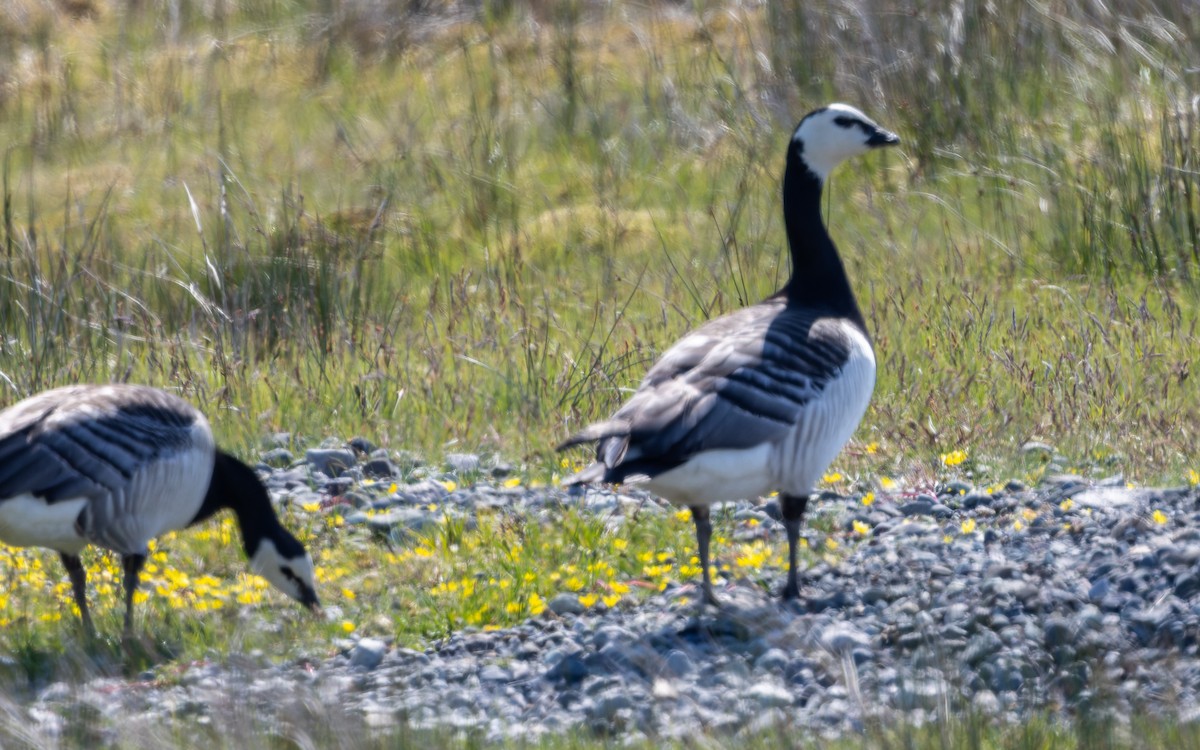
[193,449,294,559]
[779,154,866,331]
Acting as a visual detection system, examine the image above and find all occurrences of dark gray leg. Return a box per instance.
[781,494,810,600]
[121,553,147,638]
[691,506,719,606]
[59,553,94,636]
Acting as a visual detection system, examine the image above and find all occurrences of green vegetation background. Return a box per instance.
[0,2,1198,745]
[1,0,1196,484]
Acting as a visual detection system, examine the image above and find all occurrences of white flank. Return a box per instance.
[643,443,775,507]
[771,323,876,496]
[0,495,89,554]
[93,420,216,554]
[640,322,875,506]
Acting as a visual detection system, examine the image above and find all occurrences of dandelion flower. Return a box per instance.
[866,442,879,454]
[504,477,521,488]
[852,520,870,535]
[1152,509,1168,525]
[442,480,457,492]
[861,492,876,507]
[880,477,897,490]
[674,509,692,523]
[941,450,968,467]
[612,538,628,552]
[579,593,598,608]
[961,518,977,534]
[602,593,621,608]
[823,472,843,484]
[529,593,546,616]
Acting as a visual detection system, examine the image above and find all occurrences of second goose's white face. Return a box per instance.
[250,539,321,612]
[792,103,899,181]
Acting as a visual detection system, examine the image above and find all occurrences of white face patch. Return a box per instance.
[793,103,891,181]
[250,538,318,605]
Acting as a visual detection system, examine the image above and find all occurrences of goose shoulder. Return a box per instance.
[603,301,873,470]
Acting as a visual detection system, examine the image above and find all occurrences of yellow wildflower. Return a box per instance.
[442,481,457,492]
[341,621,356,633]
[823,472,843,484]
[602,593,621,608]
[880,477,897,490]
[961,518,977,534]
[861,492,876,507]
[579,593,598,608]
[529,593,546,616]
[825,537,838,551]
[941,450,968,467]
[853,520,870,535]
[1152,509,1168,525]
[504,477,521,488]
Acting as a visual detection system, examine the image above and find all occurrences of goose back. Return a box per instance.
[0,385,216,555]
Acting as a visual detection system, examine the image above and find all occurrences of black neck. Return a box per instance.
[193,449,285,558]
[779,152,866,331]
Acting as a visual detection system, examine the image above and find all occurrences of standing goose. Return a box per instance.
[0,384,320,636]
[558,104,899,604]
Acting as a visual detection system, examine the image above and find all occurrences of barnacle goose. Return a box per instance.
[0,384,320,636]
[559,104,899,605]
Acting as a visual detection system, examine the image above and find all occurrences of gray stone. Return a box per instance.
[260,448,294,467]
[364,458,400,479]
[306,448,357,477]
[445,452,481,474]
[746,682,793,709]
[819,623,870,654]
[349,638,388,670]
[662,650,694,677]
[547,593,586,616]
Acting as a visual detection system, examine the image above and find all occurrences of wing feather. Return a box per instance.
[561,300,858,484]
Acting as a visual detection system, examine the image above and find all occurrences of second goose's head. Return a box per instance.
[250,532,321,613]
[792,103,900,182]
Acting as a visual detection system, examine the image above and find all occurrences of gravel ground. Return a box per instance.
[5,442,1200,745]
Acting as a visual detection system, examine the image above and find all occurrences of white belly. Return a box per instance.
[0,495,89,554]
[642,444,776,506]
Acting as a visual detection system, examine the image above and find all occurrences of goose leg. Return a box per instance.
[59,553,94,636]
[781,494,810,600]
[691,506,719,606]
[121,553,147,638]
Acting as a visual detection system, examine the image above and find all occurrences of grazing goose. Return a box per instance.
[558,104,899,605]
[0,384,320,636]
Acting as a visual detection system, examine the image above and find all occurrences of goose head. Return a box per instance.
[250,533,322,612]
[792,103,900,181]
